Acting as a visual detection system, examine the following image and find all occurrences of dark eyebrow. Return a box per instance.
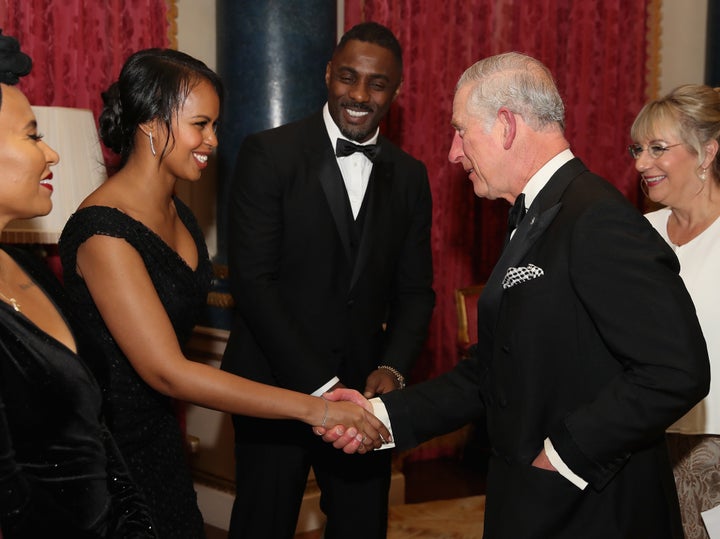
[24,119,37,131]
[336,66,357,75]
[336,66,391,83]
[366,72,391,83]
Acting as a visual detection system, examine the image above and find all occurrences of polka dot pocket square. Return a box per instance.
[502,263,545,290]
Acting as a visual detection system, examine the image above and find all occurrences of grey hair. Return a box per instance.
[456,52,565,131]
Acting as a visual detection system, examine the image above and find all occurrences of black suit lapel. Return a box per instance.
[479,158,588,329]
[480,201,561,321]
[304,111,354,263]
[315,124,354,264]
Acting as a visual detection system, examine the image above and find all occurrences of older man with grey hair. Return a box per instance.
[322,52,710,538]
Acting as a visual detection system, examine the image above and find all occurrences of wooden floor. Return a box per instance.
[205,455,487,539]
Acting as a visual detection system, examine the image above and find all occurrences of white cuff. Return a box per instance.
[544,437,587,490]
[312,377,340,397]
[369,397,395,450]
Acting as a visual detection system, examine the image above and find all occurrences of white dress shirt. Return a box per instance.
[322,103,379,218]
[312,105,380,396]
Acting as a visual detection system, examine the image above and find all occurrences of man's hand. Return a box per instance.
[363,368,399,398]
[532,448,557,471]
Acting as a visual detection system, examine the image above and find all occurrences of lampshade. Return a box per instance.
[1,106,107,244]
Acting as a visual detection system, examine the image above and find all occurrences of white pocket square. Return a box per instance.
[502,263,544,289]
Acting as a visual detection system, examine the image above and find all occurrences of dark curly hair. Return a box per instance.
[335,22,402,72]
[98,48,223,166]
[0,29,32,109]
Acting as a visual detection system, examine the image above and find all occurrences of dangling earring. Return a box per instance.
[149,132,157,157]
[699,167,707,182]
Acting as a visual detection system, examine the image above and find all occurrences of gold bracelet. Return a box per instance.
[378,365,406,389]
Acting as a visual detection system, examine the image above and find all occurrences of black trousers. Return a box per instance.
[229,415,392,539]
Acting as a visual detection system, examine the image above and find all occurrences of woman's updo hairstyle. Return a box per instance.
[99,48,223,166]
[0,29,32,108]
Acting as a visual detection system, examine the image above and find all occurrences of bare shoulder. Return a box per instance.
[77,176,129,212]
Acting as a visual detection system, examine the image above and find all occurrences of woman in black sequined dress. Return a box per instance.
[58,49,391,538]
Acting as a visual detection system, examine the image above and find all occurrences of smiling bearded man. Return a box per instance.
[221,21,435,539]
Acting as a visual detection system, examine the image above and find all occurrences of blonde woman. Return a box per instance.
[631,84,720,539]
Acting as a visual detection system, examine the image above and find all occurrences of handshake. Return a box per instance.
[312,388,393,455]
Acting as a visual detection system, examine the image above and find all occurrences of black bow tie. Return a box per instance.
[508,193,527,231]
[505,193,526,246]
[335,138,381,162]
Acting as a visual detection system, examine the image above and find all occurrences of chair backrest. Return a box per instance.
[454,284,485,358]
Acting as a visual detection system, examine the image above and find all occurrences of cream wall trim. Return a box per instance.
[660,0,708,95]
[337,0,344,41]
[175,0,217,70]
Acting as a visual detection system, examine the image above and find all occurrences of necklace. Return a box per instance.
[0,289,21,312]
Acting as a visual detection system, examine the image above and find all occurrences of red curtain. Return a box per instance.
[345,1,649,381]
[0,0,168,119]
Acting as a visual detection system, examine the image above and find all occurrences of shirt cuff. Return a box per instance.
[544,437,587,490]
[369,397,395,450]
[312,377,340,397]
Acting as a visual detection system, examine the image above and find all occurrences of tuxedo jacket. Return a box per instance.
[381,159,710,538]
[221,111,435,396]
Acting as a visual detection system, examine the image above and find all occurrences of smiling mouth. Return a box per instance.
[342,102,372,119]
[346,109,369,118]
[193,153,208,164]
[643,175,665,187]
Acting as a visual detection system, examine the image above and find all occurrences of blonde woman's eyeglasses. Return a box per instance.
[628,143,683,160]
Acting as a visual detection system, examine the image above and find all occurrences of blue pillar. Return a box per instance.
[208,1,336,328]
[216,0,336,263]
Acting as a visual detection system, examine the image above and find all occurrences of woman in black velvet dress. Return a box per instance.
[58,49,391,538]
[0,31,156,538]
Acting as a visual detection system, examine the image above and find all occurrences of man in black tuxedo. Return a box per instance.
[221,22,435,539]
[323,52,710,538]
